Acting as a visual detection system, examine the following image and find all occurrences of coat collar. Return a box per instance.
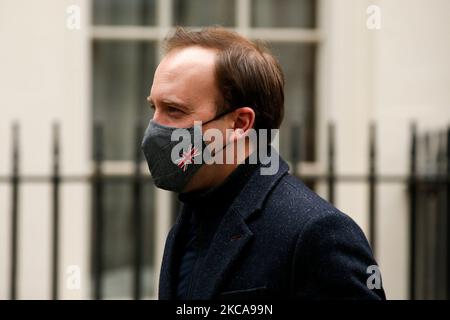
[158,152,289,299]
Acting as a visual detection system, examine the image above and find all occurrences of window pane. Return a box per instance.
[251,0,316,28]
[173,0,235,27]
[92,40,157,298]
[269,43,316,162]
[93,0,156,26]
[93,41,156,161]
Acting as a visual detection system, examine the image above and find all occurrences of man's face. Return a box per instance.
[148,46,223,129]
[145,45,257,193]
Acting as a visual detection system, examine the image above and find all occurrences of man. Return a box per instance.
[141,27,386,300]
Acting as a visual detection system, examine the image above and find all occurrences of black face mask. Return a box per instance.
[141,109,234,192]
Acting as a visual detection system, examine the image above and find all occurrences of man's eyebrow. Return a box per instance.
[163,98,190,109]
[148,97,191,111]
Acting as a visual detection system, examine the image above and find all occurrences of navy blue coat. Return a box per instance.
[158,156,386,300]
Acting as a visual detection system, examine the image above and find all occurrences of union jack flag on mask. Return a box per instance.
[176,144,201,172]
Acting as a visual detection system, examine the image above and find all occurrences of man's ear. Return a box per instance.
[229,107,255,141]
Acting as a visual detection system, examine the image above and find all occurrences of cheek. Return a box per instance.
[202,126,225,145]
[194,105,217,122]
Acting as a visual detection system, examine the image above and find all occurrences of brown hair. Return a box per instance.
[164,27,285,130]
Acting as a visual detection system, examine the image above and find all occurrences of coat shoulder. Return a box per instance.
[260,173,357,235]
[256,173,385,299]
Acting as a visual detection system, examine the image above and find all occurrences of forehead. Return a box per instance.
[150,46,219,106]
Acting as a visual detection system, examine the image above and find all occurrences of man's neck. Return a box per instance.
[182,143,254,193]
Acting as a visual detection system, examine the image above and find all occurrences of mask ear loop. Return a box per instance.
[201,107,248,160]
[201,107,237,126]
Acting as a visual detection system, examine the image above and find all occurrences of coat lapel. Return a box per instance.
[190,207,253,299]
[191,155,289,299]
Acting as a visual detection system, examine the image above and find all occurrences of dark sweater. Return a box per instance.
[175,160,260,300]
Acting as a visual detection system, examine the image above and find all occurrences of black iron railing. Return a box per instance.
[1,121,449,299]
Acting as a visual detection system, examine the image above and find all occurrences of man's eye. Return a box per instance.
[167,106,183,114]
